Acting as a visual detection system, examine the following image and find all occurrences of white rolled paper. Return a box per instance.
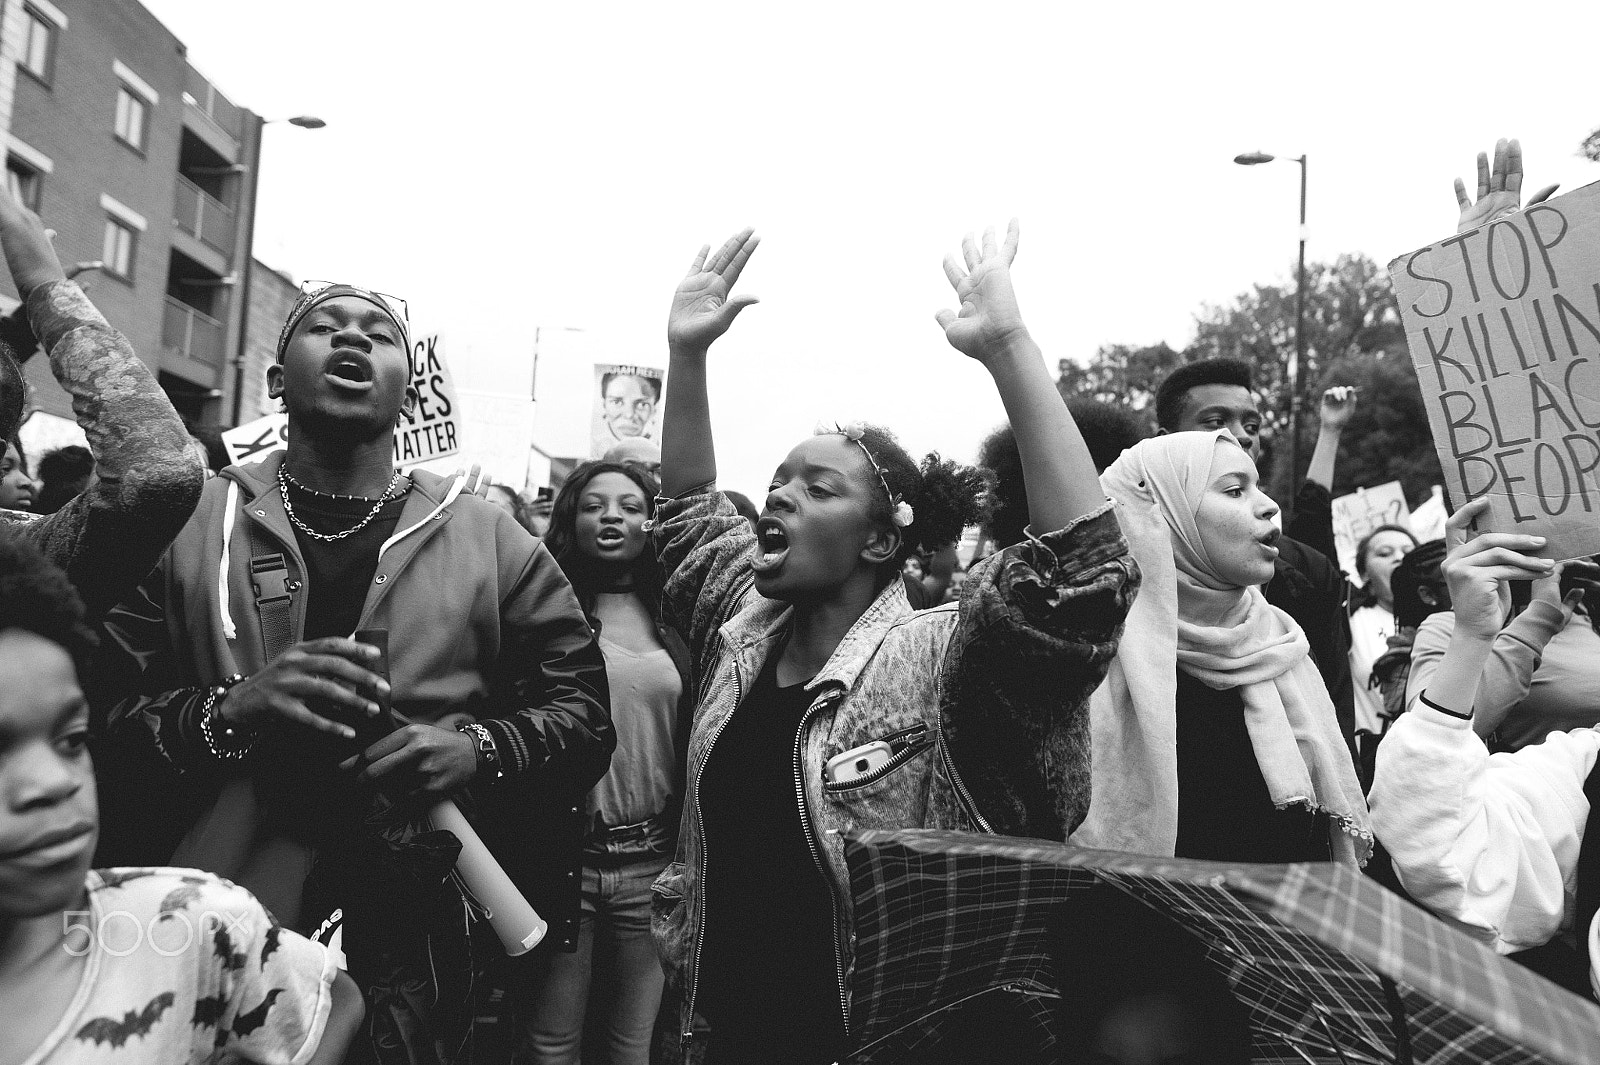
[430,798,548,955]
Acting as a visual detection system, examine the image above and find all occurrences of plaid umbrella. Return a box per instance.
[843,828,1600,1064]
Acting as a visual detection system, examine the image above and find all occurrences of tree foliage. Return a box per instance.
[1058,253,1443,503]
[1582,126,1600,163]
[1054,342,1185,435]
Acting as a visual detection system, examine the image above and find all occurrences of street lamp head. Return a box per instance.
[286,115,326,129]
[1234,151,1275,166]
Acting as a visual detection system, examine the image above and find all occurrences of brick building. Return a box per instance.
[0,0,267,455]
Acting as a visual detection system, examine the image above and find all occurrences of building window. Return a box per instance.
[114,87,150,151]
[5,157,40,210]
[102,217,136,280]
[20,6,55,82]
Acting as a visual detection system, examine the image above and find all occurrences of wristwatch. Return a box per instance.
[457,721,504,781]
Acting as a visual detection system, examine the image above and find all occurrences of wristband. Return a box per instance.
[1418,690,1473,721]
[458,721,504,781]
[200,674,254,760]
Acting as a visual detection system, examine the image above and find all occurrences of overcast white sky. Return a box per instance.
[142,0,1600,497]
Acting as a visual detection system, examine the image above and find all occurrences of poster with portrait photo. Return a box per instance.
[590,363,664,459]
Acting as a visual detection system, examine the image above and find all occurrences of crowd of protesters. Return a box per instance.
[2,135,1599,1065]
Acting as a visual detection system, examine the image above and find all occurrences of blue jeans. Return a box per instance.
[519,853,671,1065]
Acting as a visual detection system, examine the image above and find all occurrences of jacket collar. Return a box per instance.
[718,576,913,694]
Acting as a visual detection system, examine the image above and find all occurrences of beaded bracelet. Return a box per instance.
[199,674,255,760]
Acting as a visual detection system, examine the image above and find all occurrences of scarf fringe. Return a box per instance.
[1274,794,1376,866]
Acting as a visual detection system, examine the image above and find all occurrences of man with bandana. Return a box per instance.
[97,282,613,1063]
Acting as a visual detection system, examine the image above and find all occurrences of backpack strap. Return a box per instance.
[247,522,298,664]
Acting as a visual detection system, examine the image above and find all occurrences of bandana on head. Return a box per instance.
[274,284,410,364]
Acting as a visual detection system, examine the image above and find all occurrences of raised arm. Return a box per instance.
[0,187,202,619]
[659,229,759,497]
[936,220,1101,529]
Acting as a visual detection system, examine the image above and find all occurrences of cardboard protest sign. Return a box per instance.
[590,363,663,459]
[220,328,461,469]
[222,412,288,466]
[1390,180,1600,561]
[394,329,460,465]
[1330,481,1411,581]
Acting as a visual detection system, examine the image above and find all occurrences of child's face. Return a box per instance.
[0,629,96,918]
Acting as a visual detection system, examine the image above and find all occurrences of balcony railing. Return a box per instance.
[182,64,244,144]
[173,176,236,257]
[163,296,224,367]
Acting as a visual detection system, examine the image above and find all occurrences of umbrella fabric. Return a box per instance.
[843,829,1600,1065]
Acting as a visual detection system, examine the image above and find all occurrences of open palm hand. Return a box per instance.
[1455,138,1559,234]
[668,228,760,353]
[936,220,1029,363]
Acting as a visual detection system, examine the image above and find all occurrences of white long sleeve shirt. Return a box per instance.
[1370,704,1600,954]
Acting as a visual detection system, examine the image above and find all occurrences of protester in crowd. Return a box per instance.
[0,440,36,510]
[1406,552,1600,750]
[96,281,613,1063]
[975,397,1144,554]
[1347,523,1419,735]
[603,435,663,476]
[1153,359,1357,749]
[484,480,525,523]
[0,533,366,1063]
[518,458,689,1065]
[1293,384,1358,564]
[722,489,758,527]
[1370,539,1449,728]
[1070,430,1370,865]
[1370,499,1600,997]
[34,444,93,514]
[650,223,1133,1063]
[0,186,203,619]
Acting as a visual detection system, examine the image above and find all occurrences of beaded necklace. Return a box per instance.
[279,465,407,542]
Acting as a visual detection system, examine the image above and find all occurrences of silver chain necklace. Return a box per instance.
[278,465,406,542]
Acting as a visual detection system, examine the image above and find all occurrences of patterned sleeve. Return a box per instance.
[190,877,338,1064]
[14,280,204,621]
[941,503,1137,839]
[650,490,762,676]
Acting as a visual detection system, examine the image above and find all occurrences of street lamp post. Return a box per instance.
[229,115,325,426]
[1234,150,1308,488]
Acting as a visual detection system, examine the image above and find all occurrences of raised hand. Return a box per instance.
[1454,138,1559,234]
[1440,497,1552,638]
[0,183,65,297]
[1319,386,1358,432]
[936,220,1029,363]
[667,228,760,354]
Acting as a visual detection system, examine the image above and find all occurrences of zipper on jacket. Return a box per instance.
[682,666,741,1049]
[940,736,993,834]
[793,688,851,1034]
[822,724,934,793]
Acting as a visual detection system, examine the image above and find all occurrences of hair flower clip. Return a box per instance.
[840,421,866,442]
[892,500,915,527]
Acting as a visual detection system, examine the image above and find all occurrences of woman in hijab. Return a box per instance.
[1072,429,1370,865]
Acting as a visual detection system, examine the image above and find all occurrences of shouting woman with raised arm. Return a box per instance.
[649,224,1136,1064]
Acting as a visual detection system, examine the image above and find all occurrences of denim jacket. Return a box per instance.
[648,491,1135,1049]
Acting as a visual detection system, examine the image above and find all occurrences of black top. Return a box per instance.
[696,651,846,1065]
[257,481,409,845]
[283,483,408,639]
[1173,670,1330,864]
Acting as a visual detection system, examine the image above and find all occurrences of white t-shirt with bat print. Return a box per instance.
[21,868,337,1064]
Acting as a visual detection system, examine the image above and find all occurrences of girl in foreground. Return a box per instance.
[649,223,1135,1063]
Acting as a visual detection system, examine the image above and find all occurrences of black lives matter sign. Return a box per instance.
[394,331,459,464]
[1391,181,1600,561]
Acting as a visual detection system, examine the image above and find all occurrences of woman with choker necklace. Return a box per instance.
[518,460,690,1065]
